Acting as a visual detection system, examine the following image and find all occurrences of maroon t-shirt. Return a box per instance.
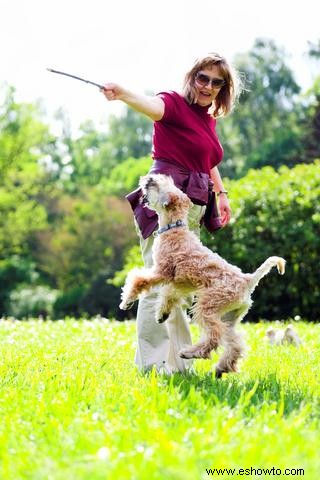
[152,91,224,175]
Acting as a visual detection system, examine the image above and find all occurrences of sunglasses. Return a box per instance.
[195,72,226,89]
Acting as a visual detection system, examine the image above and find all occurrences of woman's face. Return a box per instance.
[194,65,225,107]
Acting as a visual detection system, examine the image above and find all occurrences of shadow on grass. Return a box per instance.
[159,371,318,418]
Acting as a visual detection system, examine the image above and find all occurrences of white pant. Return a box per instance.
[134,203,206,373]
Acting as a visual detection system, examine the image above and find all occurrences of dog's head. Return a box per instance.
[139,174,191,215]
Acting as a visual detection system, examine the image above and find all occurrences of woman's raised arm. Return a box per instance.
[101,82,164,121]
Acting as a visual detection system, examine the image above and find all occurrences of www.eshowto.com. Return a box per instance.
[205,466,305,476]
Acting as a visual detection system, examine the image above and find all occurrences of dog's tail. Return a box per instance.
[248,256,286,291]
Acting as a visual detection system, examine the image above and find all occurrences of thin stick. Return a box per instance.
[47,68,104,89]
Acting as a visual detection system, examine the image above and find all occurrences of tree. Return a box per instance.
[42,111,114,193]
[299,41,320,162]
[35,187,137,317]
[107,103,153,161]
[0,86,49,257]
[218,38,302,177]
[101,155,152,197]
[0,85,50,313]
[307,39,320,59]
[42,104,153,194]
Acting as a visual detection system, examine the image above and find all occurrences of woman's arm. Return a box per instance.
[210,166,231,227]
[210,166,226,194]
[101,82,165,121]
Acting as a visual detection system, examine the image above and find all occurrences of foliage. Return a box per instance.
[35,187,137,317]
[0,319,319,479]
[0,86,48,257]
[110,244,142,319]
[52,285,87,318]
[101,155,152,196]
[8,285,58,319]
[307,39,320,59]
[111,244,142,287]
[300,77,320,162]
[60,120,113,190]
[0,257,39,315]
[41,114,115,193]
[0,86,52,314]
[202,161,320,320]
[218,38,302,177]
[53,276,129,320]
[107,106,153,161]
[43,107,153,193]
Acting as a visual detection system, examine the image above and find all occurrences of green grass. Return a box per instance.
[0,319,319,479]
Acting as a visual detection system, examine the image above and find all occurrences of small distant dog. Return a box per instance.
[120,174,286,377]
[266,325,302,346]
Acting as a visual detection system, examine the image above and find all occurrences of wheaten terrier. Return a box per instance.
[120,174,286,377]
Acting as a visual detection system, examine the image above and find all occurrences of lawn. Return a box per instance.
[0,318,319,479]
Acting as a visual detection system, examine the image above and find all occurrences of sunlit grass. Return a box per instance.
[0,318,319,479]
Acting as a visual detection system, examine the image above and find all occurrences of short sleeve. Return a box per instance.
[156,91,180,123]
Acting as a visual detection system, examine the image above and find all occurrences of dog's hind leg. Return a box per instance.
[119,268,164,310]
[178,313,224,359]
[215,323,246,378]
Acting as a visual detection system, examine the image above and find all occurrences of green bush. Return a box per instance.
[0,256,37,315]
[8,285,58,319]
[203,161,320,320]
[53,286,87,319]
[101,156,152,196]
[111,245,143,287]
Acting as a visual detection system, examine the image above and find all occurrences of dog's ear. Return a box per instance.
[159,192,170,208]
[159,192,185,208]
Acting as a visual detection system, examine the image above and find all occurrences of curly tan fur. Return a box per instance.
[120,174,286,377]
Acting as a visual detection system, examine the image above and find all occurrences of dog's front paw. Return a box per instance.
[119,299,135,310]
[178,348,194,359]
[178,347,201,359]
[179,346,211,360]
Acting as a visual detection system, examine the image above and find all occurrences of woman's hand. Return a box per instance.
[218,193,231,226]
[100,82,127,101]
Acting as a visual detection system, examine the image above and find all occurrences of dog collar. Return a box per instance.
[154,220,186,236]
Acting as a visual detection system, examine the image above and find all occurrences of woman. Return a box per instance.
[101,53,241,373]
